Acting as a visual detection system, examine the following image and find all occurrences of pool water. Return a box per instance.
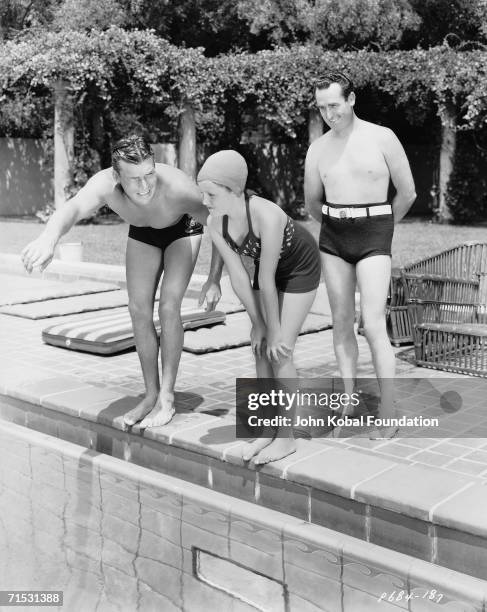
[0,420,287,612]
[0,417,484,612]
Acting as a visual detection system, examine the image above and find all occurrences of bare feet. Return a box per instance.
[369,401,398,439]
[331,402,357,439]
[331,426,350,439]
[123,394,158,428]
[139,392,176,429]
[241,437,273,462]
[369,424,399,440]
[254,437,296,465]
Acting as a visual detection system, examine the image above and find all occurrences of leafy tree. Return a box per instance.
[51,0,128,32]
[1,29,486,220]
[236,0,312,45]
[409,0,487,47]
[122,0,256,56]
[311,0,421,49]
[237,0,487,51]
[4,0,487,55]
[234,0,421,50]
[0,0,57,40]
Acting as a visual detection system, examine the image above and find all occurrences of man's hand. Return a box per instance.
[198,279,221,311]
[21,235,56,273]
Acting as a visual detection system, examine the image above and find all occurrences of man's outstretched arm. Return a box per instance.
[21,175,106,272]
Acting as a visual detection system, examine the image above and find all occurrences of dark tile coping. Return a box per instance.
[1,391,486,582]
[0,253,213,295]
[0,253,128,287]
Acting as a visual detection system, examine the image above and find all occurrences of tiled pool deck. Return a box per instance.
[1,254,487,587]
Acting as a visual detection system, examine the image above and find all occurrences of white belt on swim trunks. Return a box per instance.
[322,204,392,219]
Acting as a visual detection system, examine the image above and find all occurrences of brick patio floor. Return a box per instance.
[1,281,487,483]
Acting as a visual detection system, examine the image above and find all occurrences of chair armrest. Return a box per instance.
[403,272,479,284]
[410,299,480,307]
[406,301,481,326]
[400,270,480,304]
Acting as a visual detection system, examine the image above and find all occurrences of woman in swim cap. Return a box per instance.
[198,150,321,464]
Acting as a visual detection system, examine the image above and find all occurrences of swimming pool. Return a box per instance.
[0,413,485,612]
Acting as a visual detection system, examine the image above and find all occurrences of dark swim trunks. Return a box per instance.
[253,223,321,293]
[319,202,394,265]
[128,214,203,252]
[223,197,321,294]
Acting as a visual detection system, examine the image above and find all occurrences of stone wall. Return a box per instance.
[0,139,178,218]
[0,138,53,216]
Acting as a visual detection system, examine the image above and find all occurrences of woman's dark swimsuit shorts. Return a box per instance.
[319,203,394,265]
[128,214,203,252]
[253,223,321,293]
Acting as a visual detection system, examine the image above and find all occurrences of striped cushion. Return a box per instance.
[42,306,226,355]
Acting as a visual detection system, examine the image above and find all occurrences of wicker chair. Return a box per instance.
[401,271,487,377]
[357,269,411,346]
[359,242,487,348]
[386,270,411,346]
[403,241,487,276]
[387,242,487,346]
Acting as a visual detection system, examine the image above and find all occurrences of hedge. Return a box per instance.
[1,27,486,219]
[2,29,487,133]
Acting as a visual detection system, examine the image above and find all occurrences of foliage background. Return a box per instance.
[1,0,486,221]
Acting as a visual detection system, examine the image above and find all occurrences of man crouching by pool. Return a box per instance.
[21,135,222,429]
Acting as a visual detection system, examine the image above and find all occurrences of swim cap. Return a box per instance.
[197,150,248,194]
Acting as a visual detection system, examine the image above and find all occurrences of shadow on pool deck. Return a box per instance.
[2,253,487,583]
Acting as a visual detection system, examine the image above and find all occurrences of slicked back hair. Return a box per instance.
[314,72,354,100]
[111,135,154,173]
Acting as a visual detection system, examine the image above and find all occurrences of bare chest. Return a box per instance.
[106,189,183,228]
[318,138,389,186]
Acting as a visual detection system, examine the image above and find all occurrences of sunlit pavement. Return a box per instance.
[1,255,487,588]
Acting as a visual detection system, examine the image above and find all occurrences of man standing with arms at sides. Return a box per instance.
[21,135,222,429]
[304,72,416,438]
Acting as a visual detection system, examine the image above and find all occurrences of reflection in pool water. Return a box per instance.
[0,420,288,611]
[0,418,484,612]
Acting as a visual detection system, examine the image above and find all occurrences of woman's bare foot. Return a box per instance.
[331,426,349,439]
[369,425,399,440]
[139,392,176,429]
[123,394,158,427]
[254,437,296,465]
[241,437,273,462]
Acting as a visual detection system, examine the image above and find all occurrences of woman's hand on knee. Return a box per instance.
[251,320,266,359]
[266,329,291,362]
